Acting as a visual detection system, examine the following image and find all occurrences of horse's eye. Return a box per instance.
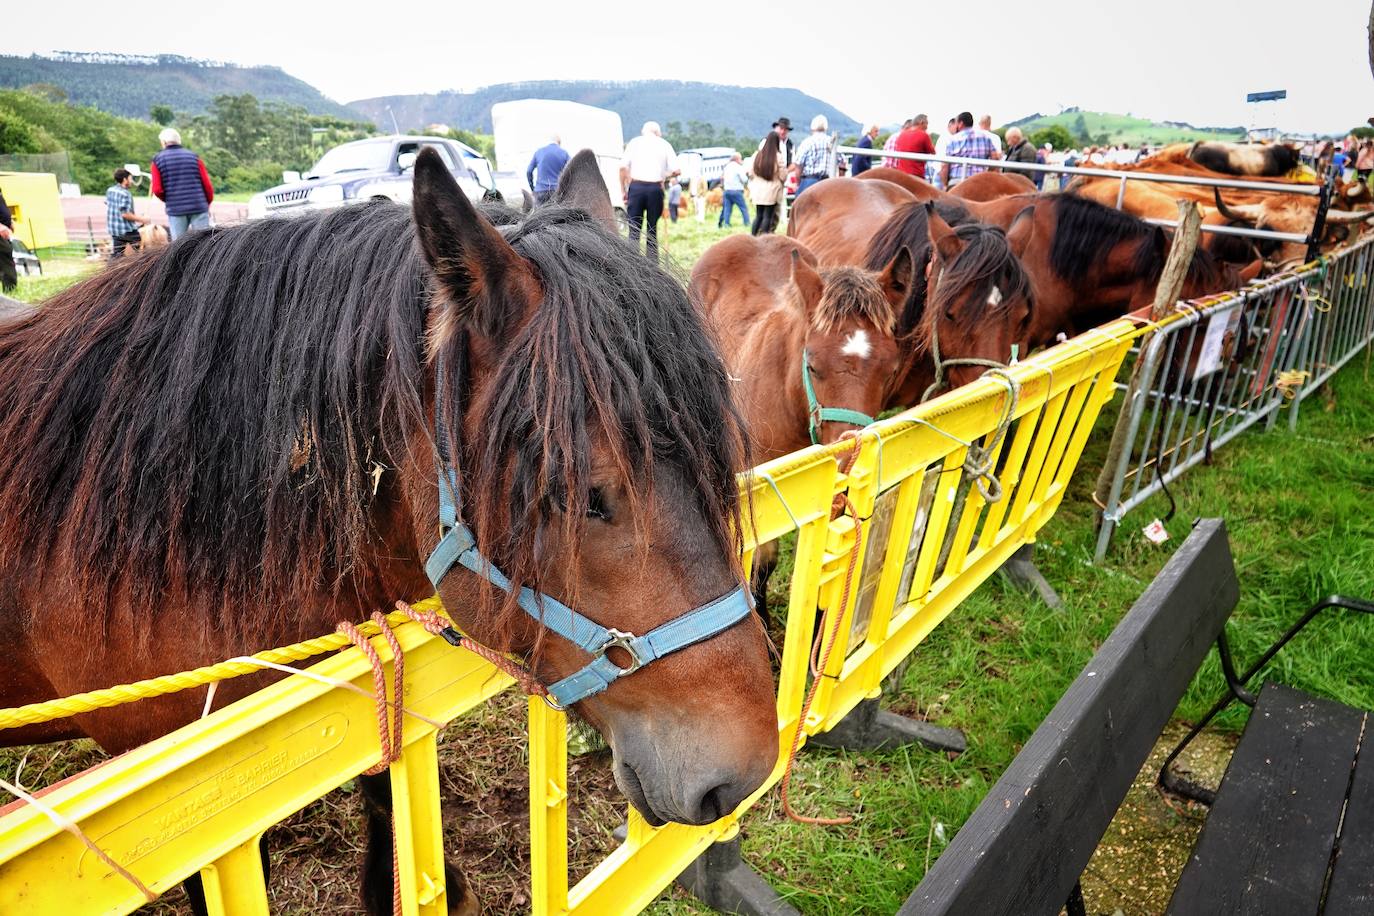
[586,487,612,521]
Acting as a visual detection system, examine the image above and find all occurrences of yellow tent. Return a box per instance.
[0,171,68,249]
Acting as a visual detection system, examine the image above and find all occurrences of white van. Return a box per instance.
[490,99,626,212]
[679,147,737,189]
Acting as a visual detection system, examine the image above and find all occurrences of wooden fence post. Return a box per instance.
[1090,199,1202,518]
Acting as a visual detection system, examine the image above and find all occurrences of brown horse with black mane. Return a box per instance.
[0,150,778,914]
[861,202,1036,406]
[691,233,912,460]
[994,193,1261,345]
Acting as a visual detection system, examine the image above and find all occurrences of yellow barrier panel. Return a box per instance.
[0,605,511,915]
[0,315,1140,915]
[529,316,1140,915]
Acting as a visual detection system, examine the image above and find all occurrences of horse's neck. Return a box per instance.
[731,308,809,462]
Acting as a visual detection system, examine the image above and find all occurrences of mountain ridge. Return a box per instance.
[0,52,357,119]
[348,80,862,139]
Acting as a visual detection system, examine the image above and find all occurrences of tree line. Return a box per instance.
[0,86,377,194]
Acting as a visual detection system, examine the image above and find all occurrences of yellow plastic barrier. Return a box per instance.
[0,600,511,916]
[526,316,1141,915]
[0,314,1140,915]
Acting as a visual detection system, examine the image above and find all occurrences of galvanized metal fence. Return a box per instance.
[1092,234,1374,561]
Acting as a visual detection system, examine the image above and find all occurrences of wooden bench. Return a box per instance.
[899,518,1374,916]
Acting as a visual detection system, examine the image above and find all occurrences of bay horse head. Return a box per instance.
[410,149,776,825]
[794,247,912,443]
[918,203,1034,394]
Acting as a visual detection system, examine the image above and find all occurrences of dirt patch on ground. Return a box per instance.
[1078,723,1237,916]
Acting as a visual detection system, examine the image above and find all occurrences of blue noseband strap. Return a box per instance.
[425,370,752,707]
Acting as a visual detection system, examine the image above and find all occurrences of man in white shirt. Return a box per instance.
[977,114,1004,160]
[931,118,957,187]
[619,121,680,260]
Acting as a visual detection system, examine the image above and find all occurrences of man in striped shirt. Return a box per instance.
[105,168,149,259]
[940,112,998,188]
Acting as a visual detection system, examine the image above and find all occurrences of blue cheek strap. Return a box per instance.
[425,397,752,708]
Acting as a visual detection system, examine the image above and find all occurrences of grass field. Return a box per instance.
[1012,110,1246,147]
[4,215,1372,915]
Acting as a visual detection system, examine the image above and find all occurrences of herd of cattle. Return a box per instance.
[687,140,1373,475]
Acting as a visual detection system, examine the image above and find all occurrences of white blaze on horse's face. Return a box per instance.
[987,285,1004,307]
[840,328,872,360]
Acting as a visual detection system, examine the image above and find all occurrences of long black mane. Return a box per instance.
[1050,193,1231,290]
[0,201,745,640]
[863,200,974,336]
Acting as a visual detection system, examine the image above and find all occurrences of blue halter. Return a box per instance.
[424,371,753,708]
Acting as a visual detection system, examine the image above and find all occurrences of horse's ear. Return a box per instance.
[554,149,617,229]
[785,246,823,313]
[926,203,964,262]
[1007,205,1036,258]
[412,147,539,335]
[1239,258,1264,283]
[877,244,914,309]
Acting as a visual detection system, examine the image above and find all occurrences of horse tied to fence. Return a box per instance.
[0,149,779,915]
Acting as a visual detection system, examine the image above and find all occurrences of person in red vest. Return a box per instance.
[892,114,936,178]
[150,128,214,241]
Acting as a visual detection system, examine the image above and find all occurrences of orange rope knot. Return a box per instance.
[337,612,405,776]
[394,600,550,699]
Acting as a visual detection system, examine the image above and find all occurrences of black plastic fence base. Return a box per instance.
[998,543,1064,610]
[675,835,800,916]
[808,697,967,754]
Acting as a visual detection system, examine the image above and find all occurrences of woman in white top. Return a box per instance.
[748,132,787,236]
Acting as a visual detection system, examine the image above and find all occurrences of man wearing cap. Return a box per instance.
[619,121,679,261]
[151,128,214,241]
[105,167,150,259]
[771,117,794,167]
[792,115,836,198]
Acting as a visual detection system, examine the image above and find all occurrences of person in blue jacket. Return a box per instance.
[526,135,571,205]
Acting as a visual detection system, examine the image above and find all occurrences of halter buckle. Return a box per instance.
[598,628,644,675]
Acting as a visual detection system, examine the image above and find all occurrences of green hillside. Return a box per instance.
[350,80,861,143]
[0,53,356,120]
[1007,108,1246,147]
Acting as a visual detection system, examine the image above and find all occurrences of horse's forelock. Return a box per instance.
[812,266,894,335]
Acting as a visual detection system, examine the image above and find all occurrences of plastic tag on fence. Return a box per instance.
[1142,519,1170,545]
[1193,309,1242,381]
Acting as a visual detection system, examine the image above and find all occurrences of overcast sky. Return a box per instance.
[9,0,1372,135]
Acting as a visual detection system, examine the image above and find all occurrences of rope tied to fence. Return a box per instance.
[1275,370,1311,400]
[0,776,158,902]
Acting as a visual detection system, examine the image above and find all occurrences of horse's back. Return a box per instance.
[790,178,915,267]
[950,171,1038,203]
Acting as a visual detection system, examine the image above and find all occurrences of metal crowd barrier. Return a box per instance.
[1092,235,1374,562]
[0,316,1141,914]
[1285,237,1374,428]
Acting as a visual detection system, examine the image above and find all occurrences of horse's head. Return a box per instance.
[797,249,912,442]
[920,204,1033,391]
[409,148,776,827]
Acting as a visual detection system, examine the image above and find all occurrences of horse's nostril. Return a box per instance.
[690,781,733,825]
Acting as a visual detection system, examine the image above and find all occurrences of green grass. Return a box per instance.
[642,356,1374,914]
[1014,110,1246,147]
